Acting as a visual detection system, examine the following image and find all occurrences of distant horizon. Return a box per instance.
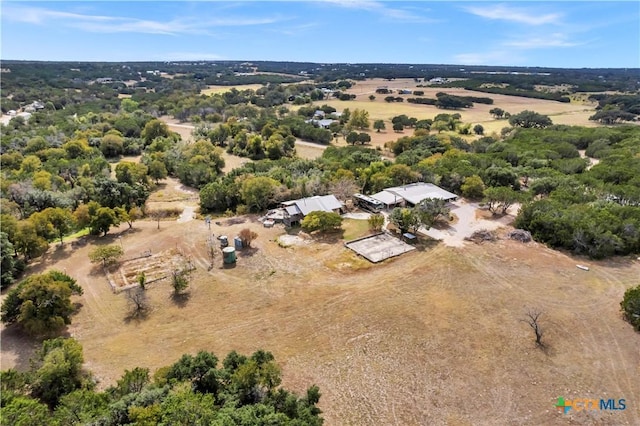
[1,1,639,68]
[1,58,638,72]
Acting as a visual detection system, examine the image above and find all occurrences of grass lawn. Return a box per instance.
[342,218,371,241]
[201,84,265,96]
[65,227,90,240]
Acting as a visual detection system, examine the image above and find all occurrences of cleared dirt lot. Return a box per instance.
[2,208,638,425]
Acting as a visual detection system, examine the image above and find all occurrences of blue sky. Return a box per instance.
[1,1,638,68]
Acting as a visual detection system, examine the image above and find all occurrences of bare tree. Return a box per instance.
[523,308,544,348]
[149,210,166,229]
[126,287,149,318]
[329,177,359,204]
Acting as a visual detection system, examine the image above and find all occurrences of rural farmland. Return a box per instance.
[2,202,639,424]
[2,4,639,421]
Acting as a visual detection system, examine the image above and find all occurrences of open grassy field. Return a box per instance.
[311,78,600,150]
[2,191,638,425]
[201,84,266,96]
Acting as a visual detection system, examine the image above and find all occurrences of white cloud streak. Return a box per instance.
[504,33,581,49]
[1,5,285,36]
[465,4,562,26]
[321,0,437,23]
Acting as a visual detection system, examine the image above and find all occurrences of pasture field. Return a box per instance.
[313,78,599,150]
[201,83,265,95]
[2,189,638,425]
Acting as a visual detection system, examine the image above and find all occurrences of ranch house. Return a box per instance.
[281,195,344,227]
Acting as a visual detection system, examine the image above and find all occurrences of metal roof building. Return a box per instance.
[281,195,345,226]
[371,183,457,208]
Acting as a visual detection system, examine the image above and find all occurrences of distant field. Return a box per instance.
[312,78,600,147]
[201,84,265,95]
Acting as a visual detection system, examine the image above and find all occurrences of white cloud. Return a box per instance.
[453,50,526,66]
[465,4,562,26]
[320,0,437,23]
[1,5,285,36]
[504,33,581,49]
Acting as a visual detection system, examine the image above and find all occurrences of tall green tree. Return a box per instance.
[415,198,450,229]
[30,337,86,407]
[373,120,385,132]
[88,245,124,267]
[389,207,419,234]
[240,176,280,212]
[1,271,82,336]
[508,110,552,129]
[44,207,75,244]
[348,109,370,130]
[484,186,521,215]
[300,211,343,233]
[621,285,640,331]
[1,232,16,289]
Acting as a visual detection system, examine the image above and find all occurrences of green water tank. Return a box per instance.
[222,246,236,264]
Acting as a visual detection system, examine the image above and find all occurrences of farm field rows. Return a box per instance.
[2,214,638,425]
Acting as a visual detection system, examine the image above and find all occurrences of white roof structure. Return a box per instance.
[372,183,457,206]
[282,195,344,216]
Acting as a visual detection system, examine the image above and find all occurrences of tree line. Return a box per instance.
[1,338,323,425]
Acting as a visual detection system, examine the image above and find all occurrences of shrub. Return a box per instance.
[621,285,640,331]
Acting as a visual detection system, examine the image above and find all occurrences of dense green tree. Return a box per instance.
[368,213,385,232]
[240,176,280,212]
[14,221,49,260]
[141,119,172,145]
[115,162,149,186]
[621,285,640,331]
[53,389,110,425]
[88,245,124,267]
[415,198,450,229]
[346,131,359,145]
[0,395,51,426]
[489,107,506,119]
[389,207,419,234]
[171,268,191,295]
[148,160,168,183]
[461,175,485,199]
[348,108,370,130]
[43,207,75,244]
[373,119,385,132]
[100,133,124,158]
[168,351,220,394]
[30,337,86,407]
[508,110,552,129]
[90,206,120,236]
[1,271,82,336]
[1,232,17,289]
[484,186,521,215]
[111,367,150,397]
[301,211,343,233]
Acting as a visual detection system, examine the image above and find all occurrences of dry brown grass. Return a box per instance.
[2,206,638,425]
